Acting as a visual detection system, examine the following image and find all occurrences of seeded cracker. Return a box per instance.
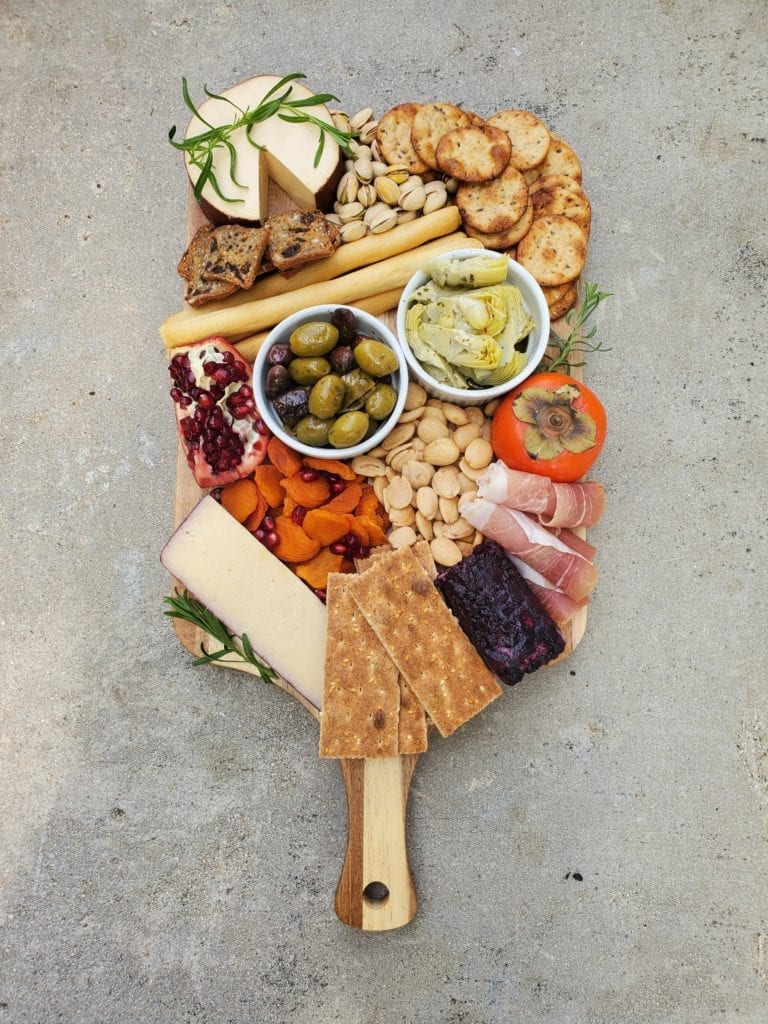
[347,547,502,738]
[319,574,400,759]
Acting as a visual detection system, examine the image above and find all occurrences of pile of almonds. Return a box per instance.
[327,108,454,243]
[350,383,499,568]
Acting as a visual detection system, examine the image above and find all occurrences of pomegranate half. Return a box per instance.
[168,336,270,488]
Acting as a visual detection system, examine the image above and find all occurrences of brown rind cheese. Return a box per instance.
[347,547,502,738]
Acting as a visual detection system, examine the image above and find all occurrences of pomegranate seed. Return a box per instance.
[356,545,371,559]
[265,531,279,549]
[313,589,327,604]
[330,541,348,556]
[300,469,319,482]
[198,393,213,409]
[327,474,341,484]
[254,528,266,541]
[222,351,235,364]
[330,481,345,496]
[213,368,230,383]
[170,387,182,402]
[343,533,357,547]
[240,385,253,399]
[263,515,276,531]
[256,419,269,435]
[291,506,308,526]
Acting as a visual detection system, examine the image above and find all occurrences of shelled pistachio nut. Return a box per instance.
[340,220,367,242]
[444,176,460,194]
[338,201,365,223]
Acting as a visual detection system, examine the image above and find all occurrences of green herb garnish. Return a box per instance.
[543,281,612,374]
[168,72,356,204]
[164,588,276,683]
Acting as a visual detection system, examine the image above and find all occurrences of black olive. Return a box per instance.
[265,364,290,399]
[330,307,358,346]
[267,341,292,366]
[272,387,310,426]
[329,345,355,375]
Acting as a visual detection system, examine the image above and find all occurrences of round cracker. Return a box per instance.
[517,215,587,286]
[411,103,472,169]
[435,124,512,182]
[531,182,591,231]
[543,282,578,320]
[377,103,429,174]
[523,166,542,187]
[487,109,551,170]
[464,199,534,249]
[536,136,582,182]
[529,174,587,200]
[455,163,528,232]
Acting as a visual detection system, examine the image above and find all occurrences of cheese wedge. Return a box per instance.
[161,496,326,710]
[184,75,342,225]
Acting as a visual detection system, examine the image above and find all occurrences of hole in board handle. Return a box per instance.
[363,881,389,902]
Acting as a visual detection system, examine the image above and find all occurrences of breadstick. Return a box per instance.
[234,288,403,362]
[161,232,481,348]
[176,207,462,317]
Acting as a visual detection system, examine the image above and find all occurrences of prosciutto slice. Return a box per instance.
[460,498,598,603]
[477,463,605,529]
[508,556,588,625]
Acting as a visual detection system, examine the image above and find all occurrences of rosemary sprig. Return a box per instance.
[164,589,276,684]
[168,72,356,204]
[543,281,612,374]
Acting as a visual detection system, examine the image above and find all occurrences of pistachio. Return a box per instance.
[371,160,389,177]
[385,163,410,184]
[424,180,448,195]
[359,119,380,145]
[374,175,400,205]
[370,208,398,234]
[399,184,427,212]
[356,183,377,208]
[340,220,367,243]
[344,159,356,172]
[337,171,359,205]
[444,176,460,194]
[396,210,418,225]
[422,189,448,215]
[331,111,351,134]
[370,139,383,162]
[325,212,343,227]
[404,174,424,189]
[338,201,365,223]
[355,145,373,160]
[350,107,375,131]
[353,158,374,182]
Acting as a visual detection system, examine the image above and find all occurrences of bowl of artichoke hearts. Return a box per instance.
[395,249,550,406]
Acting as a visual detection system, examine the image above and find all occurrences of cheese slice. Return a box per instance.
[184,74,342,226]
[161,496,326,710]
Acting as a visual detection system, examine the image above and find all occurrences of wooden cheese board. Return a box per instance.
[168,132,593,931]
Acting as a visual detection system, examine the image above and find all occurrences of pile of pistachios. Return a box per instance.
[328,108,458,243]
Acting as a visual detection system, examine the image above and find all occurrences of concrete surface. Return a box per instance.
[1,1,766,1021]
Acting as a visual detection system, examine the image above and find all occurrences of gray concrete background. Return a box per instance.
[1,1,766,1021]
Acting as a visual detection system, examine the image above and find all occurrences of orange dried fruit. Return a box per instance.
[358,516,389,547]
[302,457,358,481]
[296,549,345,591]
[322,482,363,515]
[220,478,261,523]
[281,473,331,509]
[303,509,352,546]
[254,464,286,509]
[344,515,370,547]
[271,516,322,563]
[243,490,268,532]
[267,437,303,478]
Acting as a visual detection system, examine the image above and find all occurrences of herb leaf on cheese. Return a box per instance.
[164,589,276,683]
[169,73,356,202]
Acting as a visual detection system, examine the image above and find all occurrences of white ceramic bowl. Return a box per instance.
[254,304,408,460]
[395,248,550,406]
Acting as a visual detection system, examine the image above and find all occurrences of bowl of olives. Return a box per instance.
[254,305,409,459]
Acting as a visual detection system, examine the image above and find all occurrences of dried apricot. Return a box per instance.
[271,516,321,563]
[281,473,331,509]
[267,437,303,478]
[220,478,261,523]
[296,549,345,590]
[322,482,363,515]
[243,490,268,532]
[302,457,358,481]
[254,464,286,509]
[303,509,351,545]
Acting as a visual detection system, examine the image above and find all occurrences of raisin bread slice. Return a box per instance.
[201,224,270,290]
[267,209,336,273]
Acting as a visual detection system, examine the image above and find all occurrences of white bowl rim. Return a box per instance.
[254,303,409,460]
[395,248,550,402]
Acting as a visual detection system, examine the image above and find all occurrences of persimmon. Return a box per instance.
[491,372,607,483]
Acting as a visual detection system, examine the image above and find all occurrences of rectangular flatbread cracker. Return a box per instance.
[347,547,502,737]
[319,574,400,759]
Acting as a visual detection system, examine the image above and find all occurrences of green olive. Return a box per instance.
[353,338,399,377]
[341,367,375,410]
[308,374,345,420]
[288,357,331,386]
[328,411,370,449]
[365,383,397,421]
[295,415,332,447]
[289,321,339,357]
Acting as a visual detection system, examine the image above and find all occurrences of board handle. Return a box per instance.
[334,754,419,931]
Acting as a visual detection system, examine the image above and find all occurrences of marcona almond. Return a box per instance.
[424,438,460,466]
[431,536,462,567]
[452,422,484,451]
[373,476,387,502]
[464,438,494,470]
[415,511,434,541]
[389,505,415,527]
[384,466,396,481]
[389,447,422,473]
[382,422,416,450]
[397,408,423,424]
[385,440,415,464]
[465,406,485,425]
[441,517,475,540]
[441,402,469,426]
[432,466,461,498]
[439,495,460,524]
[368,445,387,458]
[388,526,418,549]
[425,398,443,408]
[458,458,486,482]
[457,472,476,493]
[402,460,434,488]
[456,541,474,557]
[416,486,439,519]
[417,417,450,444]
[405,382,428,410]
[484,398,501,416]
[385,476,413,509]
[351,455,387,477]
[421,405,447,422]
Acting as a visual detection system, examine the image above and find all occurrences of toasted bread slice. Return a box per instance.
[177,225,214,281]
[435,124,512,182]
[377,103,428,174]
[178,226,240,306]
[201,224,270,289]
[267,209,336,273]
[411,102,473,169]
[517,215,587,286]
[487,109,551,170]
[456,163,529,233]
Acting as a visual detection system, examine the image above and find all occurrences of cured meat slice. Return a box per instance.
[460,498,598,602]
[477,463,605,528]
[508,555,588,626]
[436,541,564,686]
[549,527,597,562]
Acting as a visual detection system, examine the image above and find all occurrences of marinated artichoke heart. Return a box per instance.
[405,263,534,389]
[422,254,509,289]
